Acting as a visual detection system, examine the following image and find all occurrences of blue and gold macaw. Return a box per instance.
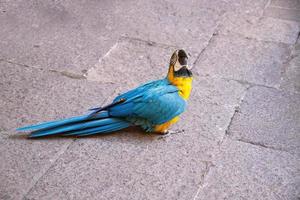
[17,49,193,138]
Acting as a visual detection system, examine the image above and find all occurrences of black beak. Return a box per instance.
[178,49,188,66]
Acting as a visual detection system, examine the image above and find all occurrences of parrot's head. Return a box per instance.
[167,49,193,100]
[168,49,193,78]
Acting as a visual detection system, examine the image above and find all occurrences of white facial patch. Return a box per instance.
[174,60,182,71]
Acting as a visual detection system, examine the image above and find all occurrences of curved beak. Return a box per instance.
[178,49,188,67]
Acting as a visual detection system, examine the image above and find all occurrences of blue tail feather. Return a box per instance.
[17,111,131,138]
[17,111,109,132]
[29,118,115,137]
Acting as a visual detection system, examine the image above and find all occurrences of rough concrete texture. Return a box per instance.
[25,131,216,200]
[280,38,300,93]
[195,139,300,200]
[0,61,117,131]
[1,0,300,200]
[87,38,198,88]
[217,12,300,44]
[263,0,300,23]
[195,34,291,87]
[264,7,300,23]
[0,61,117,199]
[0,0,118,74]
[179,77,246,142]
[270,0,300,9]
[228,86,300,156]
[0,131,72,200]
[111,1,221,53]
[164,0,269,16]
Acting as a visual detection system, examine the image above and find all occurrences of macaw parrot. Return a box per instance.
[17,49,193,138]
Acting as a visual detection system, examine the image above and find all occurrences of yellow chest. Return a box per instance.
[167,73,193,100]
[154,76,192,133]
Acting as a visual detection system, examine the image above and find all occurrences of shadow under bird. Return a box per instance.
[17,49,193,138]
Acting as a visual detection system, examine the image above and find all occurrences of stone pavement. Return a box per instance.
[0,0,299,199]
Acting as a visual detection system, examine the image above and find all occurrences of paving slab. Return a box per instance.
[280,39,300,93]
[0,60,117,131]
[111,0,220,53]
[0,0,222,73]
[264,0,300,22]
[228,86,300,156]
[0,130,72,200]
[24,131,216,200]
[264,7,300,23]
[170,0,268,16]
[87,38,198,89]
[270,0,300,10]
[195,34,291,87]
[0,61,117,199]
[195,138,300,200]
[0,0,117,74]
[222,0,268,16]
[177,77,246,142]
[217,12,300,44]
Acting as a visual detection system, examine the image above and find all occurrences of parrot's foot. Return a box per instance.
[158,129,185,140]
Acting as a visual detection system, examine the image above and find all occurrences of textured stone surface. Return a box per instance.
[164,0,268,16]
[0,131,72,200]
[264,7,300,22]
[195,34,291,87]
[0,61,117,131]
[218,12,300,44]
[0,61,117,200]
[111,0,220,53]
[281,64,300,93]
[264,0,300,22]
[87,38,198,88]
[195,139,300,200]
[0,0,117,74]
[269,0,300,10]
[222,0,268,15]
[228,87,300,156]
[178,77,246,142]
[281,39,300,93]
[25,132,215,200]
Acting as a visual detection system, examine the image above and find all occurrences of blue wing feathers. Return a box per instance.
[111,78,185,125]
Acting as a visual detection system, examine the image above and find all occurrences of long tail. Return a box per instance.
[16,111,131,138]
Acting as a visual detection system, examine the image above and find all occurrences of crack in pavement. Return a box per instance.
[20,88,117,199]
[192,161,215,200]
[22,140,74,200]
[193,32,217,66]
[0,58,86,80]
[222,77,279,90]
[120,36,180,49]
[193,10,226,66]
[217,82,251,146]
[235,138,290,153]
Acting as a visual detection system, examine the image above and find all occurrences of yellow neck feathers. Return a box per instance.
[167,67,193,100]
